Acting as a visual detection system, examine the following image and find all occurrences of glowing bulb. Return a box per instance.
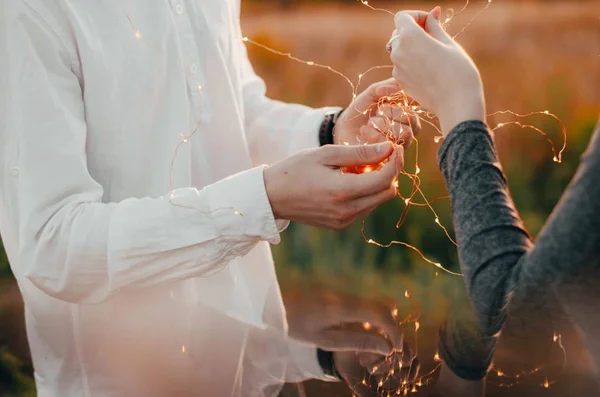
[363,166,373,173]
[378,380,383,387]
[363,322,372,330]
[412,386,418,393]
[434,136,442,143]
[553,156,560,163]
[307,61,314,66]
[243,37,249,42]
[434,352,441,361]
[181,345,186,353]
[435,217,440,224]
[553,333,559,342]
[392,308,398,317]
[358,74,363,79]
[234,211,241,216]
[415,166,420,174]
[362,379,368,386]
[497,370,504,376]
[394,180,399,189]
[434,263,442,268]
[497,123,505,128]
[368,239,375,244]
[135,31,142,39]
[543,379,550,388]
[445,17,451,23]
[404,198,410,205]
[415,321,420,331]
[544,110,550,115]
[405,290,410,298]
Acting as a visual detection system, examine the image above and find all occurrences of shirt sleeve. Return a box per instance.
[3,1,283,304]
[436,119,600,379]
[232,1,341,166]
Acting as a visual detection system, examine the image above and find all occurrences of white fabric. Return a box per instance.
[0,0,341,395]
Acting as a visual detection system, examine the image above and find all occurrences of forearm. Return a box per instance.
[438,119,600,378]
[438,121,531,337]
[19,166,283,303]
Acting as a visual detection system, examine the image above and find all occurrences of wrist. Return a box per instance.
[263,166,283,220]
[438,93,486,137]
[319,109,345,146]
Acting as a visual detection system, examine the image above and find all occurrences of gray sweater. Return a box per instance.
[436,119,600,381]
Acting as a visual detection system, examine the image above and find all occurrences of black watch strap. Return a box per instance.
[317,348,343,381]
[318,109,345,146]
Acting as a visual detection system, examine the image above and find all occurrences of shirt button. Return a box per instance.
[176,4,184,14]
[10,168,19,177]
[190,64,197,74]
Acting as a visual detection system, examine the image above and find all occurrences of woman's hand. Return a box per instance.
[388,8,486,136]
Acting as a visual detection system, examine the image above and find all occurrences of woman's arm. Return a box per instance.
[438,119,600,375]
[389,7,600,384]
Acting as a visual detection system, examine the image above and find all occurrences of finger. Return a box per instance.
[354,79,400,113]
[344,146,404,197]
[319,330,393,356]
[321,141,393,167]
[374,83,403,99]
[390,12,435,55]
[358,353,392,375]
[394,10,430,29]
[350,185,397,216]
[365,117,415,146]
[426,7,453,45]
[321,298,405,351]
[360,118,389,144]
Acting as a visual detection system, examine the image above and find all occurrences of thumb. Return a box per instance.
[321,329,394,355]
[322,142,393,167]
[426,6,453,45]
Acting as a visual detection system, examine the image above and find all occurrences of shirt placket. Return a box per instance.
[169,0,204,103]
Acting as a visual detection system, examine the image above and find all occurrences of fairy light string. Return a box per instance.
[126,0,570,394]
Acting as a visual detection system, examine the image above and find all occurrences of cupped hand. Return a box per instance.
[335,79,421,147]
[389,8,486,136]
[264,142,403,231]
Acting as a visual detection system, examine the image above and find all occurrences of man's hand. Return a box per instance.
[264,142,403,231]
[284,292,421,396]
[334,79,421,148]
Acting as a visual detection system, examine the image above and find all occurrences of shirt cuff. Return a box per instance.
[205,165,284,244]
[289,107,343,153]
[286,339,337,382]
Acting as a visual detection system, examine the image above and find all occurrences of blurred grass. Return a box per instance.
[1,0,599,395]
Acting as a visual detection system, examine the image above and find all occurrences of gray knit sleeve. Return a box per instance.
[435,119,600,379]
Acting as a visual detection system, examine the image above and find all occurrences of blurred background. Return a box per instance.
[1,0,599,396]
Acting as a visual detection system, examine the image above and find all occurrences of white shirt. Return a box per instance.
[0,0,340,395]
